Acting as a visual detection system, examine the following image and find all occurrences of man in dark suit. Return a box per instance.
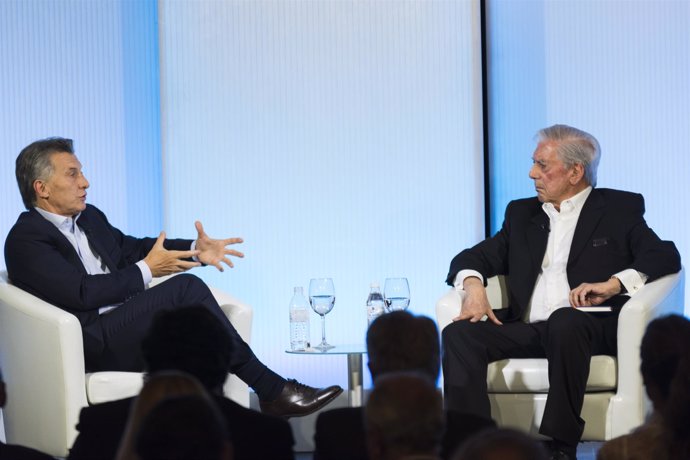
[443,124,681,460]
[313,311,495,460]
[68,306,295,460]
[4,137,341,417]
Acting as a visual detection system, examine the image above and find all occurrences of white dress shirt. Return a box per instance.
[454,187,646,323]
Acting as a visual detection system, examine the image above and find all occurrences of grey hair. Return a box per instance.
[537,124,601,187]
[15,137,74,209]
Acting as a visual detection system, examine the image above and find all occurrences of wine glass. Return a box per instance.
[309,278,336,351]
[384,277,410,312]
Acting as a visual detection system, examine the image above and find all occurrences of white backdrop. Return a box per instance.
[159,0,484,388]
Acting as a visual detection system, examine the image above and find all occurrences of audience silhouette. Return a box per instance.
[114,371,212,460]
[365,372,444,460]
[134,394,233,460]
[313,310,495,460]
[451,427,548,460]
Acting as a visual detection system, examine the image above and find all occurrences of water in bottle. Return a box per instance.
[366,282,385,326]
[289,286,310,351]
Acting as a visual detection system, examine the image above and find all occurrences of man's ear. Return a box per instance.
[569,163,585,184]
[33,179,48,199]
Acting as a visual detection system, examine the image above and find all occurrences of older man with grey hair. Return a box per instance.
[443,124,681,460]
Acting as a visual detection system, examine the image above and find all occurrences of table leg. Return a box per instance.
[347,353,363,407]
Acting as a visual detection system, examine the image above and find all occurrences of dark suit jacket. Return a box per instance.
[68,395,295,460]
[313,407,495,460]
[447,189,681,322]
[4,205,192,348]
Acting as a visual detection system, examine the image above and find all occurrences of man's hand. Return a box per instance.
[144,232,201,277]
[194,221,244,272]
[569,277,622,307]
[454,276,503,325]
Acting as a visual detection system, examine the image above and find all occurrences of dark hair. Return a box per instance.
[141,307,232,392]
[640,314,690,459]
[451,427,548,460]
[16,137,74,209]
[366,310,440,382]
[365,371,444,456]
[135,394,230,460]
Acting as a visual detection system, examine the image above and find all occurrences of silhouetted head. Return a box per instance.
[142,306,232,394]
[451,427,548,460]
[136,394,232,460]
[365,371,444,460]
[366,310,440,384]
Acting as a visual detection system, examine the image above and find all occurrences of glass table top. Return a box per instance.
[285,344,367,355]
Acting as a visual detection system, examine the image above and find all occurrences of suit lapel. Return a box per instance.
[568,190,606,267]
[75,208,118,272]
[526,207,550,271]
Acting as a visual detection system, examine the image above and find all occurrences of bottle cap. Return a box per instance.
[370,282,380,289]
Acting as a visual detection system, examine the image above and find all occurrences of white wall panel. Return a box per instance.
[488,0,690,311]
[160,0,483,387]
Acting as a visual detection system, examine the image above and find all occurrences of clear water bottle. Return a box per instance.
[366,282,386,326]
[289,286,310,351]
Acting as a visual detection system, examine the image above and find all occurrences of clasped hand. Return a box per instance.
[144,221,244,277]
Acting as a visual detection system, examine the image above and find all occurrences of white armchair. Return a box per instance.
[0,271,253,458]
[435,268,685,441]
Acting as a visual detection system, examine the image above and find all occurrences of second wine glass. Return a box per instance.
[309,278,336,351]
[384,277,410,312]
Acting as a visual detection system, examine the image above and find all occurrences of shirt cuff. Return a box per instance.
[190,240,203,264]
[136,260,153,286]
[613,269,648,296]
[454,269,484,290]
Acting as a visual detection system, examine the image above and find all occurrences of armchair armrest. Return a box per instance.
[436,288,462,333]
[0,271,87,453]
[611,267,685,436]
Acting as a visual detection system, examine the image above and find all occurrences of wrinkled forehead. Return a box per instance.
[532,141,561,162]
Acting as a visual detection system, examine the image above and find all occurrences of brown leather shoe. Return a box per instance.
[259,379,343,418]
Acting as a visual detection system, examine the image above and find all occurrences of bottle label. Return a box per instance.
[290,309,310,322]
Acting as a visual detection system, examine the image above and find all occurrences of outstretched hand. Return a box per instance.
[569,277,622,307]
[194,221,244,272]
[454,277,503,325]
[144,232,201,277]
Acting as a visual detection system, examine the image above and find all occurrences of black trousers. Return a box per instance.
[82,274,283,398]
[442,307,619,445]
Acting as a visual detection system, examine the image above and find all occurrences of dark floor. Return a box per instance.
[295,442,602,459]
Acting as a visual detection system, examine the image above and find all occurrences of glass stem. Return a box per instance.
[320,314,327,344]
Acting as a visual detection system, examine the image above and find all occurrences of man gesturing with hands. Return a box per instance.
[443,125,680,460]
[5,137,342,418]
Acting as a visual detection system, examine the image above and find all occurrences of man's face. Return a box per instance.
[35,152,89,217]
[528,141,582,208]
